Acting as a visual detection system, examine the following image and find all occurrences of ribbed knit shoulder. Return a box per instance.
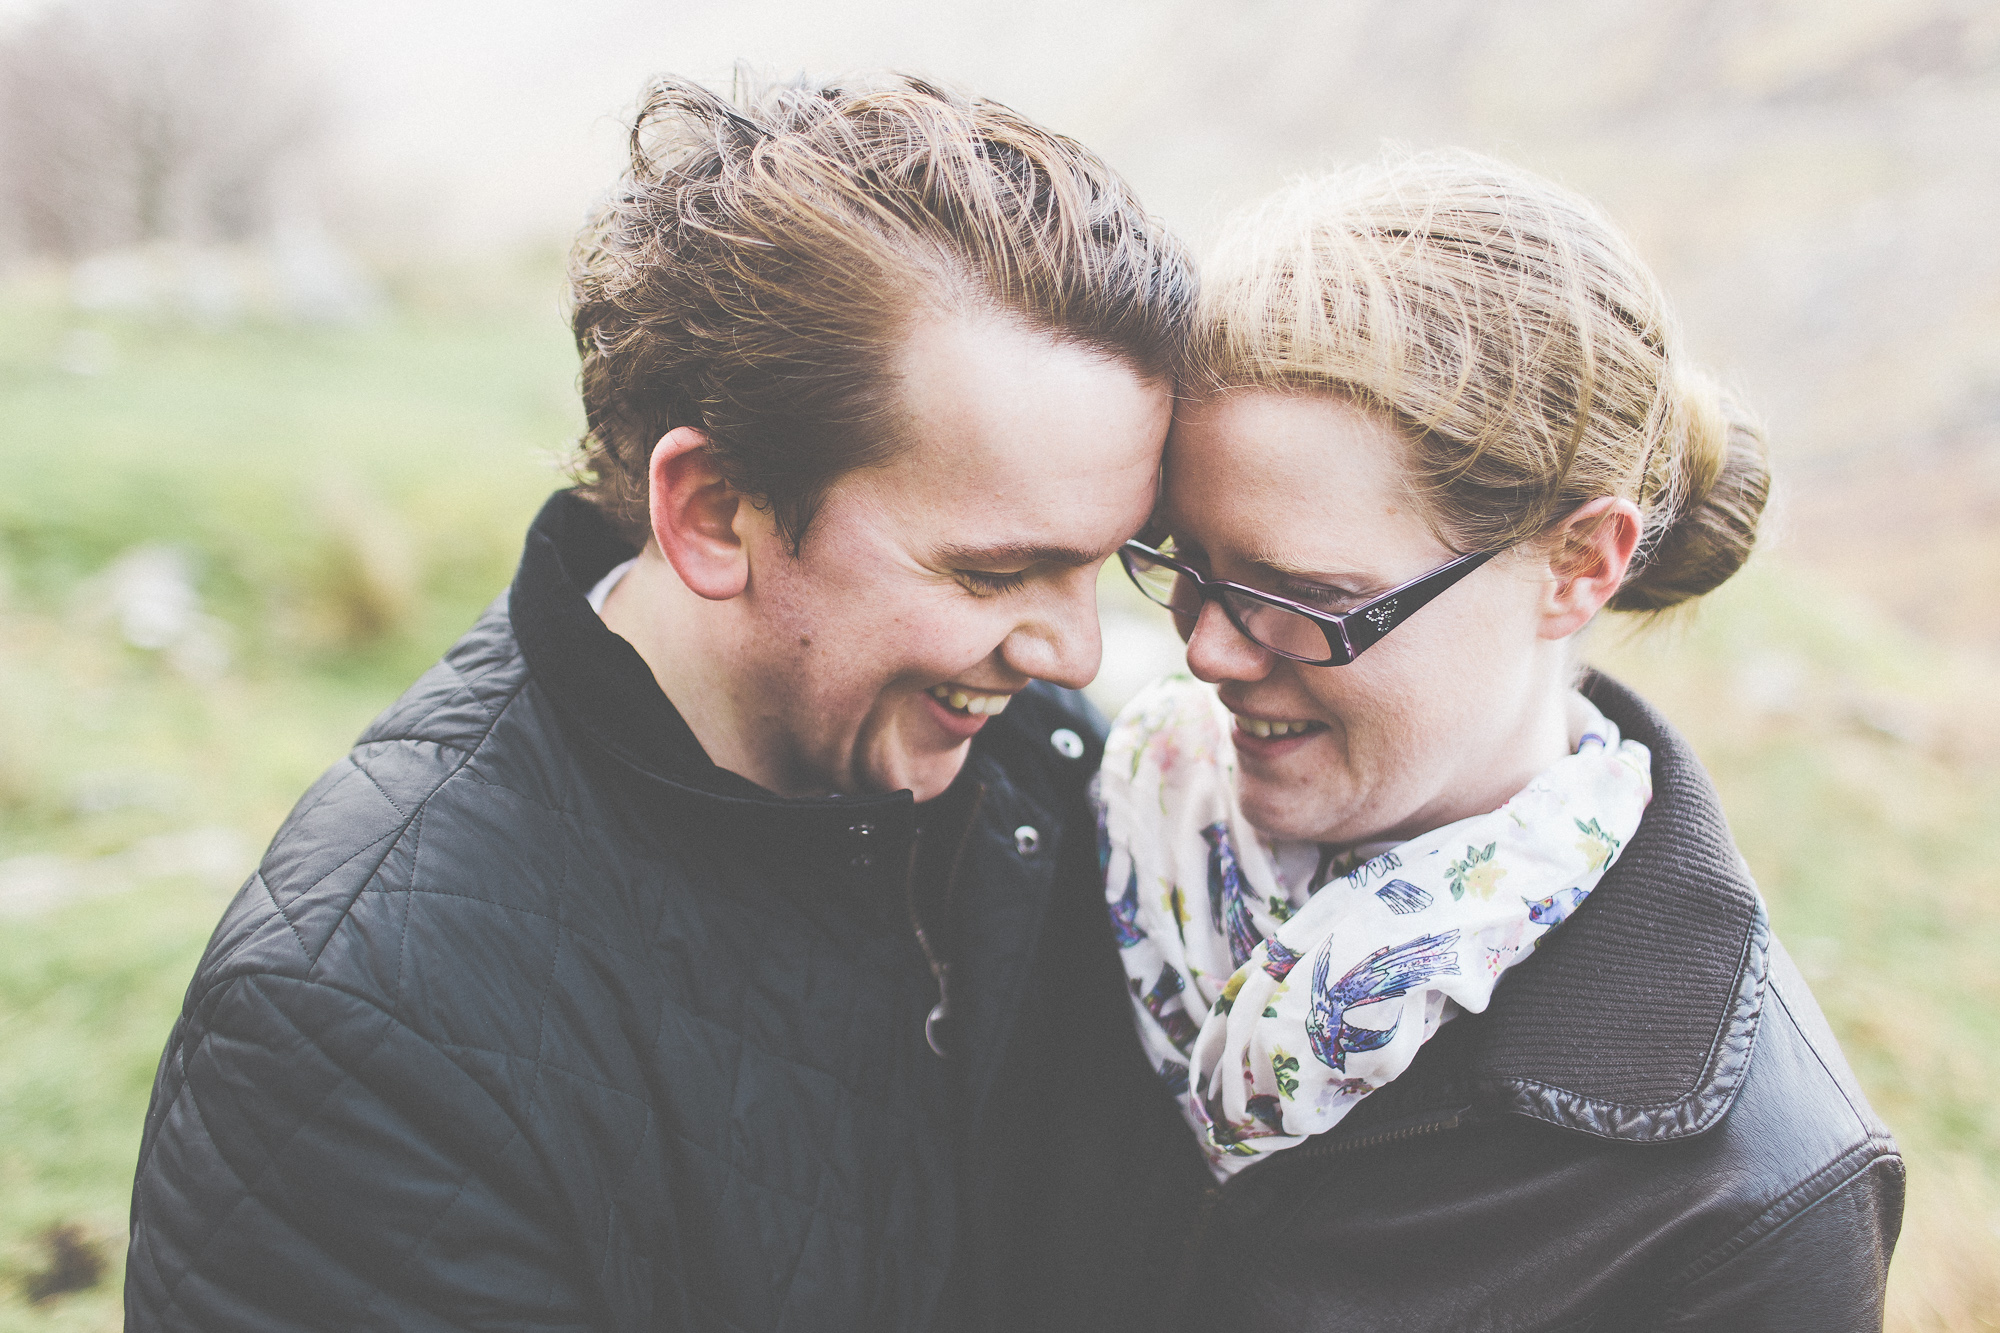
[1459,672,1768,1139]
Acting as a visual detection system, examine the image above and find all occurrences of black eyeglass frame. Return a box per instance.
[1118,539,1499,666]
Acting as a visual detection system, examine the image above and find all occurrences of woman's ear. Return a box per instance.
[648,427,750,601]
[1539,496,1642,640]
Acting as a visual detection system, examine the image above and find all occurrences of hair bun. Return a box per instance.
[1611,374,1770,612]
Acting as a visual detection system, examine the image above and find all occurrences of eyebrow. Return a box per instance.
[1237,546,1373,587]
[931,541,1105,569]
[1155,520,1377,590]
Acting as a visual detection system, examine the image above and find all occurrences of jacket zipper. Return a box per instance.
[905,783,986,1059]
[1288,1104,1469,1159]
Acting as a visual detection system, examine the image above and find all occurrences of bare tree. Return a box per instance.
[0,0,319,259]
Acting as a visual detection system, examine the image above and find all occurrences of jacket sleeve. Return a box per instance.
[1653,1153,1905,1333]
[126,970,598,1333]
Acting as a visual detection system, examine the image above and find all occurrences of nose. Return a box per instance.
[1183,598,1276,685]
[1000,569,1104,690]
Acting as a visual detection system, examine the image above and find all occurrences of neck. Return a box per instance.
[598,546,808,796]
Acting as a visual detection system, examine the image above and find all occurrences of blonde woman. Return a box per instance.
[1097,155,1901,1329]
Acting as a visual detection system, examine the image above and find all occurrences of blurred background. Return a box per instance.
[0,0,1995,1326]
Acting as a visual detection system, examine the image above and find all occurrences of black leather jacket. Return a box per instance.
[1122,674,1904,1332]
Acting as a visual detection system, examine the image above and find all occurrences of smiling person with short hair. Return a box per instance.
[125,73,1194,1333]
[1099,152,1902,1331]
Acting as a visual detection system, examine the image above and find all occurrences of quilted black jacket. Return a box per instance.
[1137,673,1905,1331]
[125,491,1202,1332]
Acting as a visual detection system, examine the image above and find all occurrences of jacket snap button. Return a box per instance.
[850,854,873,870]
[848,822,874,837]
[1050,728,1085,760]
[1013,825,1041,856]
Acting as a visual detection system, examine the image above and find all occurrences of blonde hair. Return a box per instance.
[1189,151,1768,612]
[570,72,1193,550]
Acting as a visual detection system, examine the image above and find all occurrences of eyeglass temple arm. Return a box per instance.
[1338,550,1498,657]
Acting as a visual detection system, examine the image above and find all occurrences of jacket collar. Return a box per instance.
[1332,671,1769,1144]
[511,489,795,802]
[509,490,927,831]
[507,490,1080,1116]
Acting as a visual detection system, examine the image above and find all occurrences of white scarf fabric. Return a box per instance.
[1098,677,1653,1179]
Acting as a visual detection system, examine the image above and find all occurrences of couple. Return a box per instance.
[126,73,1901,1331]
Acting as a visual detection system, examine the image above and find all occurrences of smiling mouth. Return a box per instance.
[1231,713,1326,740]
[928,684,1014,717]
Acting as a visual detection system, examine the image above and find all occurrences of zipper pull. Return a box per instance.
[924,963,952,1058]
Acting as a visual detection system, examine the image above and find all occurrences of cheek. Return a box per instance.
[833,596,1011,703]
[1291,624,1479,764]
[1297,645,1428,727]
[1339,603,1532,731]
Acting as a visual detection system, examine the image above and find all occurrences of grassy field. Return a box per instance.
[0,259,572,1331]
[1,263,1996,1330]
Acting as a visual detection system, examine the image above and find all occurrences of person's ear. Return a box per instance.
[1538,496,1642,640]
[648,427,750,601]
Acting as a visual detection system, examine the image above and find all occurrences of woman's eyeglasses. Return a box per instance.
[1118,539,1497,666]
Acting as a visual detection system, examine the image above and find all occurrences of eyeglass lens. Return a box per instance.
[1124,553,1197,615]
[1125,550,1333,662]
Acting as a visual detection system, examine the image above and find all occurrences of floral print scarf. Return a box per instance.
[1097,677,1653,1179]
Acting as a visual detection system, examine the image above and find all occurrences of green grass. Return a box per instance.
[1,262,1996,1328]
[0,884,217,1333]
[0,256,576,678]
[0,257,577,1325]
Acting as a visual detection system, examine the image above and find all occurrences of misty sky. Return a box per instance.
[0,0,1737,253]
[4,0,1994,476]
[0,0,1188,252]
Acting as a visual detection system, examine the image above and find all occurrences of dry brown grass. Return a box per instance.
[1886,1157,2000,1332]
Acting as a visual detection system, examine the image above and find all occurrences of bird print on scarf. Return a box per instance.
[1138,965,1200,1053]
[1202,822,1262,968]
[1525,884,1589,927]
[1262,937,1304,981]
[1110,866,1144,947]
[1306,931,1462,1072]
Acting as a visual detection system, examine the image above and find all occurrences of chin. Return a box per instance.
[1237,785,1329,845]
[872,747,971,802]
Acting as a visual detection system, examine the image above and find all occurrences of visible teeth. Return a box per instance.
[1236,714,1316,740]
[929,685,1011,717]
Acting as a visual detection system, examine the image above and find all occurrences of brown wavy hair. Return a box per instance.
[1189,151,1770,612]
[569,71,1196,549]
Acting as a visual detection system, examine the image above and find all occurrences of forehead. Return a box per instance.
[1163,390,1432,567]
[851,312,1171,546]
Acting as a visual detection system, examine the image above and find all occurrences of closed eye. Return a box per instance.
[1275,580,1364,612]
[957,569,1029,597]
